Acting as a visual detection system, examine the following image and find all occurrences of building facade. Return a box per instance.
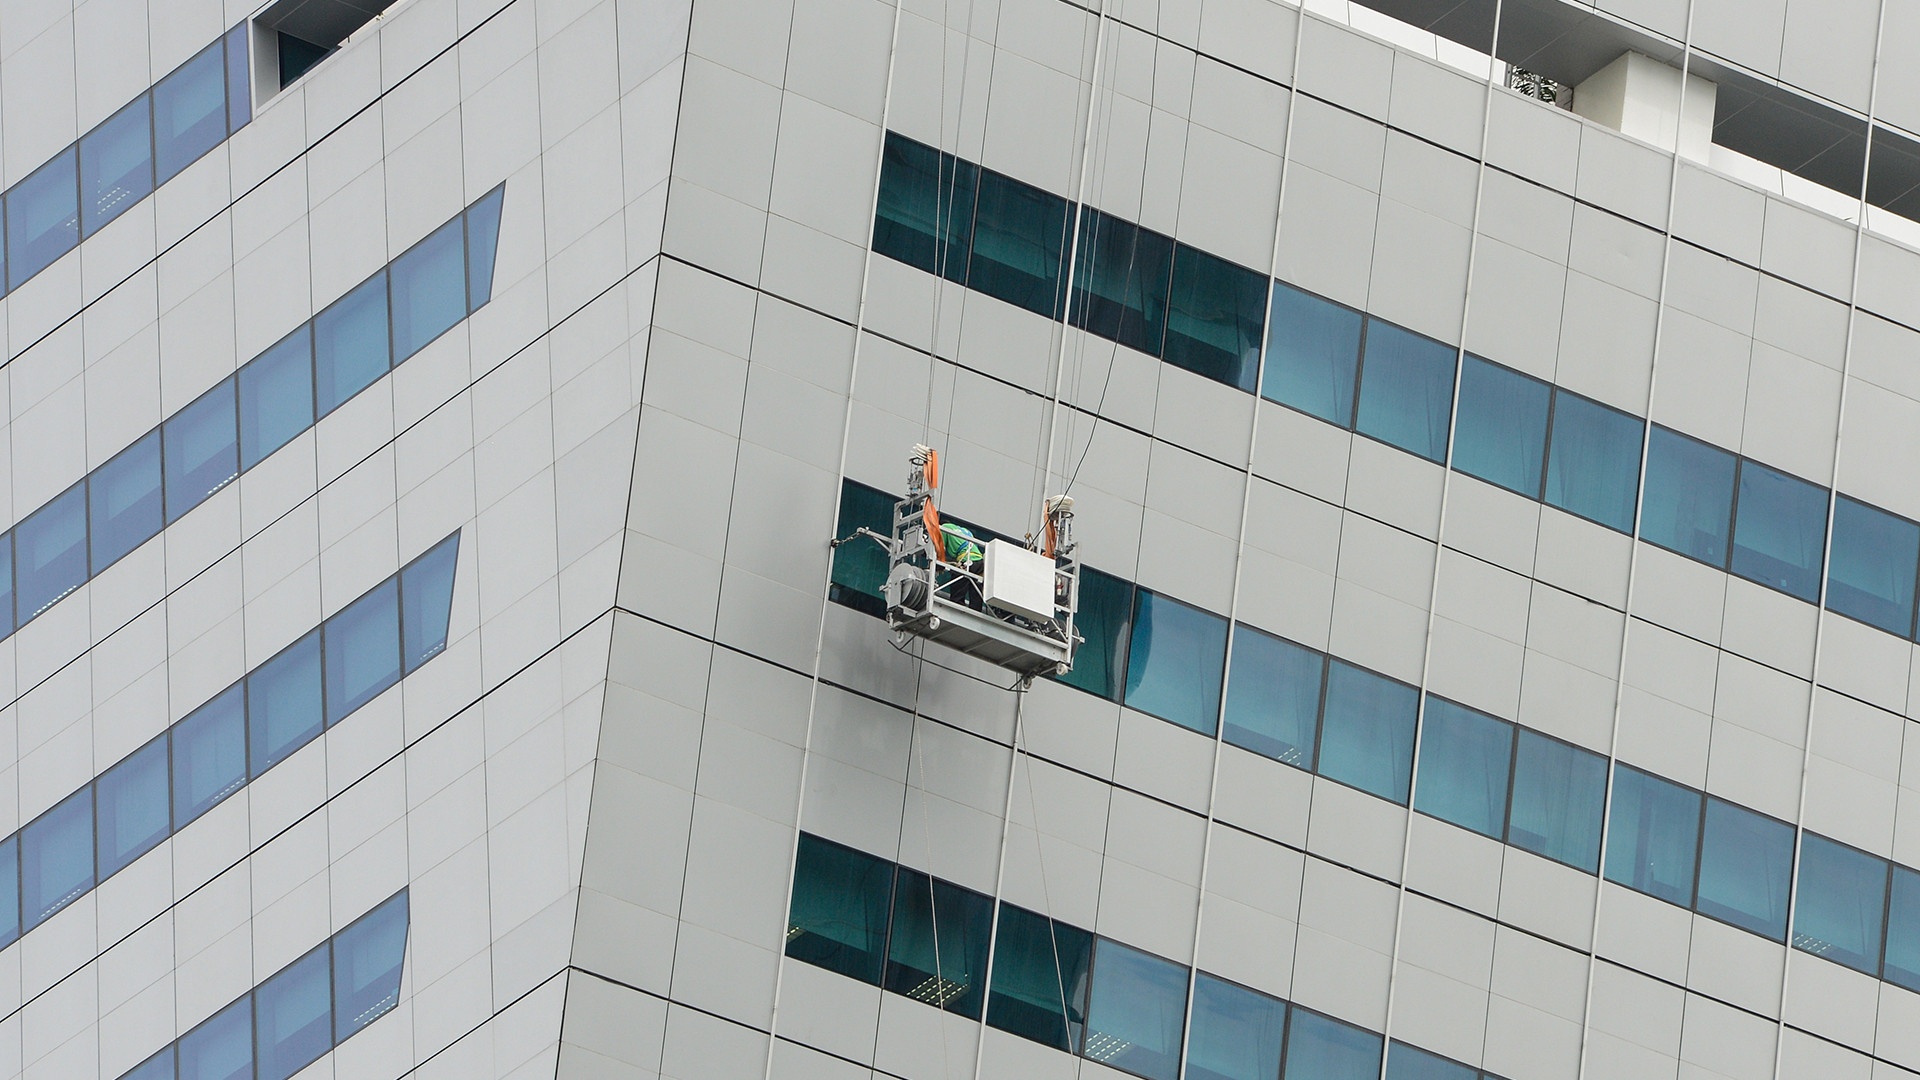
[3,0,1920,1077]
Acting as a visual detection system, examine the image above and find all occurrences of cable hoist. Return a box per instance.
[838,446,1081,684]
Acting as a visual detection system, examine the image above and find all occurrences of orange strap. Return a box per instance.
[924,449,940,489]
[923,500,945,562]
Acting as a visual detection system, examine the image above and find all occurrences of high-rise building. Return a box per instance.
[7,0,1920,1076]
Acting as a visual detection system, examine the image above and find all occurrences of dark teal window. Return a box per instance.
[1316,660,1417,804]
[828,480,895,618]
[1696,797,1793,940]
[256,945,333,1080]
[164,377,240,521]
[334,891,409,1039]
[1413,697,1511,839]
[1641,425,1736,564]
[1164,245,1266,391]
[324,579,401,725]
[239,326,316,469]
[873,132,976,281]
[177,996,251,1080]
[16,483,88,621]
[1886,867,1920,993]
[1187,973,1286,1080]
[1282,1008,1382,1080]
[1452,356,1548,496]
[79,96,154,234]
[96,733,170,879]
[21,786,93,929]
[1506,730,1606,873]
[785,833,894,984]
[1792,834,1888,975]
[1082,939,1187,1080]
[90,430,164,571]
[1069,210,1173,356]
[1123,589,1228,735]
[7,147,79,288]
[314,271,392,417]
[173,685,247,827]
[401,532,461,672]
[391,216,468,361]
[968,169,1069,319]
[884,868,993,1019]
[1603,764,1701,907]
[1221,624,1322,768]
[153,40,228,183]
[1262,281,1362,426]
[1730,460,1829,602]
[1827,495,1918,636]
[1055,568,1132,701]
[986,901,1093,1052]
[1354,321,1455,462]
[1543,391,1643,532]
[247,630,324,776]
[466,186,506,310]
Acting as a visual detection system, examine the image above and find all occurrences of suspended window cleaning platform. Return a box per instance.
[836,447,1081,681]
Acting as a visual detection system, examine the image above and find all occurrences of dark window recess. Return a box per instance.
[254,0,409,90]
[277,33,333,87]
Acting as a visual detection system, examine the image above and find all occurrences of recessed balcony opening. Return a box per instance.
[250,0,408,95]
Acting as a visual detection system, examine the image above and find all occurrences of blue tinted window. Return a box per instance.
[225,25,250,131]
[238,326,315,469]
[122,1046,174,1080]
[21,786,93,929]
[334,891,409,1040]
[1386,1042,1477,1080]
[1696,797,1794,940]
[391,218,467,361]
[154,42,228,183]
[314,271,392,417]
[1544,391,1643,533]
[177,995,252,1080]
[1187,973,1286,1080]
[90,430,164,571]
[0,532,14,637]
[324,579,401,726]
[256,946,333,1080]
[1413,698,1512,839]
[1827,495,1918,636]
[1354,321,1455,462]
[884,868,993,1019]
[1069,211,1173,356]
[96,734,170,879]
[80,95,154,235]
[1452,356,1548,497]
[16,483,89,622]
[173,685,246,826]
[1604,765,1701,907]
[872,132,976,281]
[1730,460,1829,602]
[968,169,1068,319]
[402,532,460,672]
[785,833,893,984]
[1164,245,1267,391]
[1262,281,1362,426]
[164,377,240,521]
[1055,568,1131,700]
[1642,426,1736,564]
[986,902,1093,1052]
[1507,730,1607,872]
[1316,660,1418,804]
[0,836,18,948]
[1124,589,1228,735]
[1885,867,1920,993]
[1221,625,1322,768]
[1792,834,1888,975]
[1282,1008,1382,1080]
[1082,939,1187,1080]
[466,186,505,311]
[247,630,324,777]
[7,147,79,288]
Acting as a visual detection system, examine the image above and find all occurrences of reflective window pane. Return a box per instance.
[1603,764,1701,907]
[0,836,18,948]
[247,630,324,777]
[1507,730,1607,872]
[1054,568,1132,701]
[1885,867,1920,993]
[173,685,247,827]
[1730,460,1829,602]
[1641,425,1736,565]
[314,271,392,417]
[1792,834,1888,975]
[239,325,315,469]
[1316,660,1418,804]
[884,868,993,1019]
[154,42,228,183]
[1221,624,1322,768]
[872,132,976,281]
[1412,697,1512,839]
[80,95,154,235]
[122,1046,174,1080]
[1124,589,1228,735]
[1827,494,1918,636]
[401,532,460,673]
[7,147,79,288]
[334,891,409,1040]
[1386,1042,1477,1080]
[21,786,93,929]
[97,734,170,879]
[177,995,252,1080]
[1281,1008,1383,1080]
[324,579,401,726]
[90,430,164,571]
[1354,321,1455,462]
[986,902,1094,1052]
[16,483,89,623]
[1186,973,1286,1080]
[466,186,505,311]
[0,532,14,638]
[1164,245,1266,391]
[785,833,893,984]
[1544,391,1643,533]
[1696,797,1794,940]
[390,218,467,361]
[1262,281,1362,426]
[1069,211,1173,356]
[225,25,251,131]
[828,481,894,618]
[967,169,1068,319]
[164,377,239,522]
[257,946,333,1080]
[1453,356,1548,497]
[1082,939,1187,1080]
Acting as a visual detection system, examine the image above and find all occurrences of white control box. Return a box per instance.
[983,539,1055,622]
